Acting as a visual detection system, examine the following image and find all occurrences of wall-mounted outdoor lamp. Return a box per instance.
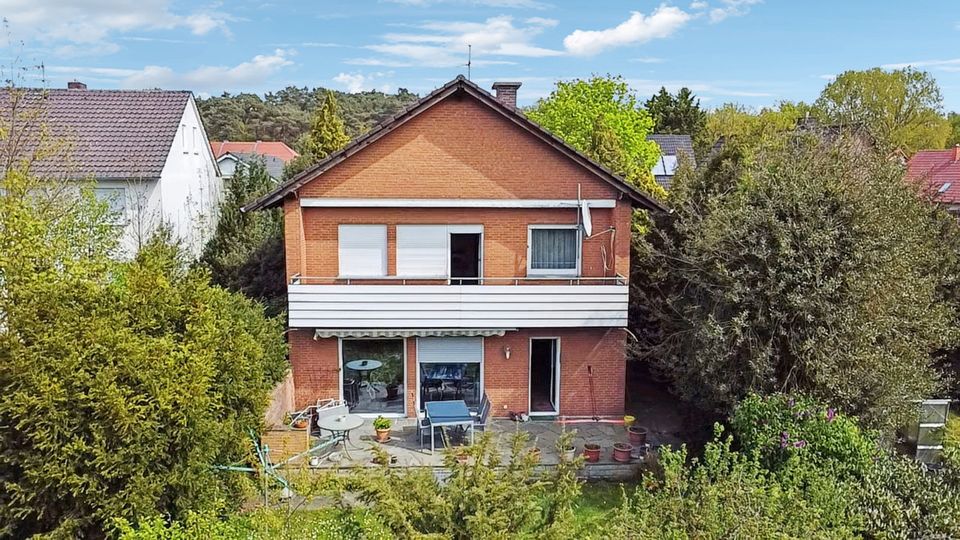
[503,346,512,360]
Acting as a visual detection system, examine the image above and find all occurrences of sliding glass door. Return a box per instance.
[341,339,405,415]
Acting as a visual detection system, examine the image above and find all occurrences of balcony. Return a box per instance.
[287,276,628,329]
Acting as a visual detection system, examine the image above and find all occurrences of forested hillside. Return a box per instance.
[197,86,419,148]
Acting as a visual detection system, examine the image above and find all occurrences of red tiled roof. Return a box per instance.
[1,88,191,179]
[210,141,298,162]
[907,147,960,204]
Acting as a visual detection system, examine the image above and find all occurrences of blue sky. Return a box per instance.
[3,0,960,110]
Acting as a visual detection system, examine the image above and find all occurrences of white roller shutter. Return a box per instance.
[417,337,483,363]
[338,225,387,277]
[397,225,448,277]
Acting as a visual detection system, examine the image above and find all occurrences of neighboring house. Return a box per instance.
[210,140,298,180]
[647,134,696,189]
[3,81,222,258]
[907,146,960,213]
[245,76,665,420]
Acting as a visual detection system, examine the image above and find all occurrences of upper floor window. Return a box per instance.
[528,225,579,276]
[339,224,387,277]
[93,187,126,225]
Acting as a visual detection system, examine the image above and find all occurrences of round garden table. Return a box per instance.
[345,359,383,387]
[315,413,365,459]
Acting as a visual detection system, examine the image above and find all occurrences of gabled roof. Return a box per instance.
[647,134,695,161]
[907,147,960,204]
[218,151,287,179]
[210,140,298,162]
[1,88,192,179]
[243,76,666,213]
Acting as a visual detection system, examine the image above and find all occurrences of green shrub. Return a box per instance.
[731,393,878,477]
[610,426,860,539]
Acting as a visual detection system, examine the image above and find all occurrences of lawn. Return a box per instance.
[572,481,634,529]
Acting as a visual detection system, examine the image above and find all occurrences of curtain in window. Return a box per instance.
[531,228,577,270]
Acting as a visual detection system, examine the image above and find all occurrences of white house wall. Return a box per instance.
[157,97,222,258]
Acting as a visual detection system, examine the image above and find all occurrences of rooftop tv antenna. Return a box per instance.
[466,44,472,80]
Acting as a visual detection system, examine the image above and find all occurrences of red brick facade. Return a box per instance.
[279,87,635,418]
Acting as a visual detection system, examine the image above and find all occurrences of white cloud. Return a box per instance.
[708,0,762,23]
[563,6,691,56]
[1,0,232,56]
[626,78,775,98]
[50,49,295,92]
[351,15,561,68]
[882,58,960,71]
[690,1,709,9]
[818,74,836,80]
[333,71,394,93]
[629,56,665,63]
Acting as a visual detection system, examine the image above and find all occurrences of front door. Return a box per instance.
[529,338,560,414]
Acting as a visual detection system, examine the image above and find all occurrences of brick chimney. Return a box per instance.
[492,81,521,109]
[954,144,960,162]
[67,81,87,90]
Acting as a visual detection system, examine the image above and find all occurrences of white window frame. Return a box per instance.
[526,224,581,277]
[93,187,127,226]
[414,336,485,414]
[338,224,387,277]
[396,224,483,279]
[338,337,407,419]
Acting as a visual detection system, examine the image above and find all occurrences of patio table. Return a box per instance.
[315,413,364,459]
[425,399,474,454]
[345,359,383,387]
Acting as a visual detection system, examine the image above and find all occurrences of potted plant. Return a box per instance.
[455,446,470,464]
[527,447,542,463]
[562,443,576,461]
[623,415,636,429]
[373,415,392,443]
[613,442,634,463]
[628,425,648,445]
[583,443,601,462]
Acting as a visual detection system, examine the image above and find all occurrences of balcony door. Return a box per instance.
[450,233,481,285]
[529,338,560,415]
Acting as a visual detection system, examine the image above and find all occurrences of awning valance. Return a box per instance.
[313,328,515,339]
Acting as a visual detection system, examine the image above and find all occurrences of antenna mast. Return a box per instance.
[466,44,472,80]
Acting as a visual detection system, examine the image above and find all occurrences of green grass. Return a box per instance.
[572,481,634,527]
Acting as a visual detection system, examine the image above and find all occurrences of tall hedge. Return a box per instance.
[632,135,960,432]
[0,168,288,538]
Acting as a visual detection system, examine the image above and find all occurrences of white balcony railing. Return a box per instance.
[287,276,629,329]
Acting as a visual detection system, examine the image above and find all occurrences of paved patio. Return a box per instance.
[267,418,682,479]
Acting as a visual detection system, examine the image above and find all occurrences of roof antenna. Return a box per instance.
[466,44,472,80]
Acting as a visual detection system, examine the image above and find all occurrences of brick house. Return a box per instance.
[245,76,665,420]
[907,145,960,214]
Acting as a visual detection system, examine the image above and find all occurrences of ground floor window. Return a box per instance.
[418,337,483,410]
[342,338,404,415]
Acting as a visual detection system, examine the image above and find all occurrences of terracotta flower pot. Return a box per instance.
[528,448,542,463]
[628,425,648,446]
[292,418,308,430]
[375,428,391,443]
[583,443,601,462]
[613,442,634,463]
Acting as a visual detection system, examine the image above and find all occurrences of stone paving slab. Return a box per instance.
[284,418,672,477]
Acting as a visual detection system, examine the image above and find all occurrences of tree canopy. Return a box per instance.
[199,159,286,316]
[527,76,665,199]
[283,90,352,179]
[197,86,418,147]
[632,133,960,432]
[644,86,706,139]
[816,67,951,154]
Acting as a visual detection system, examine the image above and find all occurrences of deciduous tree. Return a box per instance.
[632,133,960,432]
[816,67,951,154]
[528,76,665,199]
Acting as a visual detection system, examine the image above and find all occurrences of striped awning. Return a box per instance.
[313,328,515,339]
